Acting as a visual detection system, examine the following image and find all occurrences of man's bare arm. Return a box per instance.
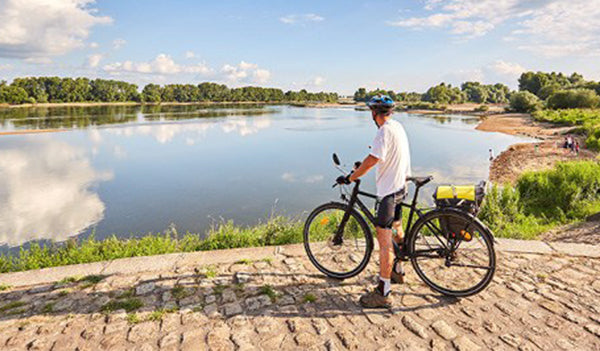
[348,154,378,182]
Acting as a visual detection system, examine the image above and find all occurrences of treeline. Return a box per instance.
[353,71,600,113]
[509,72,600,112]
[0,77,338,105]
[353,82,511,105]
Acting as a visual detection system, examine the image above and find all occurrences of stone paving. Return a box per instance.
[0,241,599,351]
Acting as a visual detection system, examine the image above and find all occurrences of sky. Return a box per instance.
[0,0,599,95]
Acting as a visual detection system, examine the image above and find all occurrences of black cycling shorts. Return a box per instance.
[375,189,407,229]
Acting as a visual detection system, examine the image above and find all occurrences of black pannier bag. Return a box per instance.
[432,181,487,239]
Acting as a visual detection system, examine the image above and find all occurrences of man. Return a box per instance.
[337,94,411,308]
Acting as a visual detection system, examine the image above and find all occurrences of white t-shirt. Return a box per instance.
[369,119,412,197]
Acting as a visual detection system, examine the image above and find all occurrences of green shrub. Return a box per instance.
[478,184,552,239]
[532,109,600,126]
[475,105,489,112]
[516,161,600,219]
[509,91,542,113]
[547,89,600,110]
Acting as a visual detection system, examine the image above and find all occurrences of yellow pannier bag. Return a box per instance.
[435,185,476,202]
[433,181,486,215]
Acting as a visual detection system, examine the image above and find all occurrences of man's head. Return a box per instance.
[367,95,395,127]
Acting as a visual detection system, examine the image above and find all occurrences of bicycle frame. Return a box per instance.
[336,178,470,262]
[336,179,430,252]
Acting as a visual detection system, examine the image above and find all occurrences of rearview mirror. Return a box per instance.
[332,153,340,166]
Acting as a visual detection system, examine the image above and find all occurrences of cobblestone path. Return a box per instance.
[1,242,599,350]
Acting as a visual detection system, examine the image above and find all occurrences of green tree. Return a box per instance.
[141,84,162,103]
[353,88,367,102]
[546,89,600,109]
[510,91,542,112]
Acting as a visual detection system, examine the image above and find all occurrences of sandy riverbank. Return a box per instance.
[477,113,597,184]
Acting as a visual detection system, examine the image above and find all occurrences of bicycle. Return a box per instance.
[303,153,496,297]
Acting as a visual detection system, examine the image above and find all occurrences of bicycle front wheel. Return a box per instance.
[303,202,373,279]
[408,208,496,297]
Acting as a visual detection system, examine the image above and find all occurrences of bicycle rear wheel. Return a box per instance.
[408,208,495,297]
[303,202,373,279]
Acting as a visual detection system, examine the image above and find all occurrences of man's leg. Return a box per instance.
[376,226,394,280]
[359,195,394,308]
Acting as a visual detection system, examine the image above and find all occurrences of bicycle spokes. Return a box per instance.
[410,211,495,296]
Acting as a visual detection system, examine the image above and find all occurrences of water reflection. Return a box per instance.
[0,104,277,131]
[0,138,111,245]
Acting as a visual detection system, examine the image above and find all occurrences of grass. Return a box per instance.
[57,274,106,287]
[101,298,143,313]
[303,293,317,303]
[204,265,218,279]
[0,284,11,291]
[260,284,279,302]
[171,285,190,300]
[147,309,166,321]
[126,313,141,324]
[234,259,252,265]
[42,303,54,314]
[0,216,303,274]
[117,288,135,299]
[0,300,26,313]
[213,284,226,295]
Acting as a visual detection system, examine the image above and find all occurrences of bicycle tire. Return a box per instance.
[303,202,373,279]
[407,208,496,297]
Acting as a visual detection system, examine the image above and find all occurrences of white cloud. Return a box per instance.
[308,76,325,87]
[185,51,196,59]
[0,0,112,61]
[279,13,325,25]
[89,42,99,49]
[103,54,212,75]
[87,53,103,68]
[253,69,271,84]
[489,60,526,78]
[221,61,271,84]
[112,38,126,50]
[0,138,111,246]
[388,0,600,56]
[0,63,12,70]
[24,57,52,64]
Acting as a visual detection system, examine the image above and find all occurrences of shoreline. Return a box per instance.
[476,113,597,184]
[1,101,357,109]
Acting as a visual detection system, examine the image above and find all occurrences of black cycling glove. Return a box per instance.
[336,175,351,185]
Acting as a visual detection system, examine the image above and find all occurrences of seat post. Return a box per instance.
[406,183,420,231]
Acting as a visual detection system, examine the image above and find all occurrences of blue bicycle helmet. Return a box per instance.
[367,94,395,114]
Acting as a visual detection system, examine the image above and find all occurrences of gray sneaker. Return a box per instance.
[359,281,391,309]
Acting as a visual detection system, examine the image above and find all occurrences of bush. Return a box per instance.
[516,161,600,219]
[479,161,600,239]
[547,89,600,109]
[532,108,600,126]
[509,91,542,113]
[475,105,489,112]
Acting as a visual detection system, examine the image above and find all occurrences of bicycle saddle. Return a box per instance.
[407,176,434,187]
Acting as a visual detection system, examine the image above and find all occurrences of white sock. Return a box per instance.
[380,277,391,296]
